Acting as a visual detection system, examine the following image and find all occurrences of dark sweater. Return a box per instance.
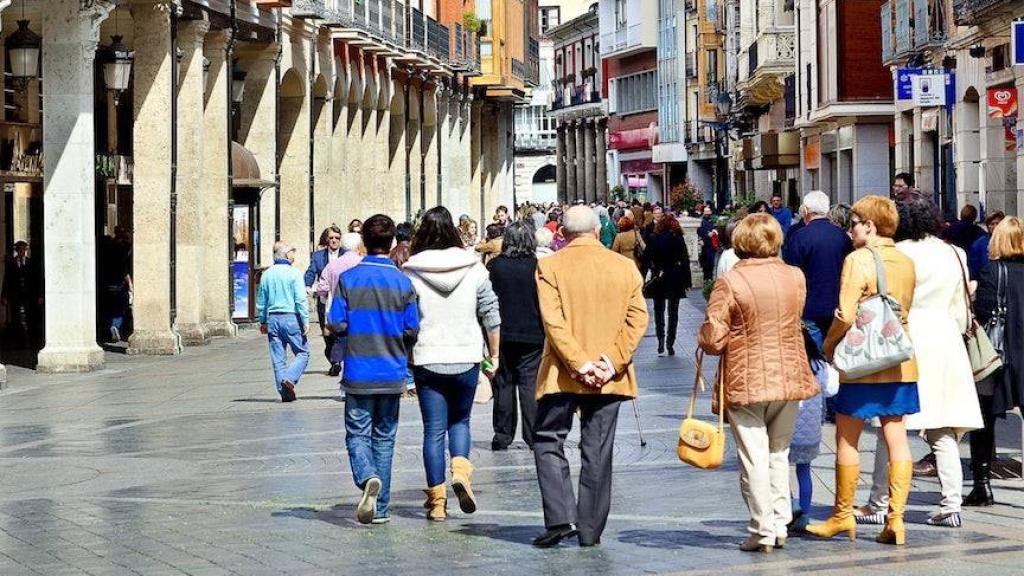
[782,218,853,321]
[487,254,545,345]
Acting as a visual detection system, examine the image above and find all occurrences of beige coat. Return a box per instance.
[610,230,641,264]
[535,236,649,399]
[698,258,819,407]
[823,238,919,384]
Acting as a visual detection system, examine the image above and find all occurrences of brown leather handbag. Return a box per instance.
[678,350,726,469]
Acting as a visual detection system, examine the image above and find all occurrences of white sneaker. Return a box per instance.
[110,326,121,342]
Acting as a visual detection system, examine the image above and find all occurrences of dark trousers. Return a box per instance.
[316,301,339,366]
[492,341,542,448]
[653,296,680,347]
[969,394,997,468]
[534,393,623,543]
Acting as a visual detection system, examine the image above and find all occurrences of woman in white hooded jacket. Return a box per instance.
[404,206,501,522]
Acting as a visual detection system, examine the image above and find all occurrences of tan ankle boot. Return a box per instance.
[806,464,859,541]
[423,485,447,522]
[877,461,912,545]
[451,456,477,514]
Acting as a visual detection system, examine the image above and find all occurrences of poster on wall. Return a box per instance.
[912,73,946,106]
[988,87,1018,152]
[1013,21,1024,67]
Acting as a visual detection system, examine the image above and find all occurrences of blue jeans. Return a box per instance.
[414,366,479,487]
[345,394,401,518]
[267,313,309,392]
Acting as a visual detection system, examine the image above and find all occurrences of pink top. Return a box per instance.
[317,251,364,300]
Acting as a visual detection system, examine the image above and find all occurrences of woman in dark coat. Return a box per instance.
[970,216,1024,506]
[486,221,545,450]
[643,215,692,356]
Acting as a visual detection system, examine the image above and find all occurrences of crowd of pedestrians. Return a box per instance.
[251,181,1024,552]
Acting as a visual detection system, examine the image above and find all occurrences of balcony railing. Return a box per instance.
[408,7,426,51]
[511,57,528,81]
[600,24,642,55]
[894,0,911,55]
[953,0,1012,26]
[427,18,450,62]
[549,82,602,111]
[744,30,794,78]
[292,0,325,18]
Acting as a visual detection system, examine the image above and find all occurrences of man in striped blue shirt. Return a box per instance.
[327,214,420,524]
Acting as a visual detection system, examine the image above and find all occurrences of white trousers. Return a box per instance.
[867,427,962,515]
[728,400,799,545]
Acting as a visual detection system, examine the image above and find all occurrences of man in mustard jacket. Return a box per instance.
[532,206,649,548]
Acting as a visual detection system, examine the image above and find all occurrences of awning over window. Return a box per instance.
[232,142,275,189]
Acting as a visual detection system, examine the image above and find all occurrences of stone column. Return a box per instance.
[912,108,935,197]
[555,124,567,203]
[575,120,586,203]
[36,0,111,371]
[128,0,181,355]
[174,17,210,346]
[200,31,234,337]
[422,83,440,209]
[954,100,981,211]
[596,118,608,202]
[584,119,596,203]
[470,97,483,226]
[565,121,577,203]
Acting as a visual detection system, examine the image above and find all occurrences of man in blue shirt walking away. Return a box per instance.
[327,214,420,524]
[770,193,794,236]
[257,241,310,402]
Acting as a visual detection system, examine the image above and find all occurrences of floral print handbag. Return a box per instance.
[832,248,914,379]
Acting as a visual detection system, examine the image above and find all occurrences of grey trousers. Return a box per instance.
[533,393,623,543]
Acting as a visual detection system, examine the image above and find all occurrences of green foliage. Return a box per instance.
[669,180,703,214]
[462,11,482,33]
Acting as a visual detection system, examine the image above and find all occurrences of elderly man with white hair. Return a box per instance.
[782,191,853,349]
[531,206,649,548]
[317,232,366,375]
[257,241,310,402]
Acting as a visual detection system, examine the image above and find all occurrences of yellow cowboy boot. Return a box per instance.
[877,461,912,545]
[806,464,859,541]
[423,484,447,522]
[451,456,478,514]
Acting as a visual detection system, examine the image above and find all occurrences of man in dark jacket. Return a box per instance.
[330,214,420,525]
[2,240,42,348]
[305,225,343,375]
[487,221,545,451]
[943,204,985,252]
[782,191,852,348]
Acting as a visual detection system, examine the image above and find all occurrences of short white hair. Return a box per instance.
[535,226,554,248]
[273,241,295,260]
[801,191,830,217]
[594,205,609,219]
[563,205,600,235]
[341,232,363,252]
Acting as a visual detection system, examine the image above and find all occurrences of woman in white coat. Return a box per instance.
[861,197,982,528]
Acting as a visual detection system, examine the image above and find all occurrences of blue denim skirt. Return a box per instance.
[834,381,920,420]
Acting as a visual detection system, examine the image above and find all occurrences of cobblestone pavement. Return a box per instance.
[3,296,1024,575]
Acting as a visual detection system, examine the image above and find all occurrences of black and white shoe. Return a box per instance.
[853,508,886,525]
[926,511,962,528]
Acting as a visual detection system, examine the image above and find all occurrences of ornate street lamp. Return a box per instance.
[232,64,247,104]
[715,91,733,118]
[103,35,134,106]
[5,20,41,90]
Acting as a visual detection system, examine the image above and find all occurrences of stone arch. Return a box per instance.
[361,64,378,110]
[533,164,556,183]
[278,68,305,166]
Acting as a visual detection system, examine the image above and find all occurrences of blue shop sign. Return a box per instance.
[896,67,922,101]
[1014,21,1024,67]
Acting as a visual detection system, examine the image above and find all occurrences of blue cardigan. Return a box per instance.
[782,219,853,321]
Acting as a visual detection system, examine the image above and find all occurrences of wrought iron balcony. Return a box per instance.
[913,0,947,49]
[952,0,1013,26]
[427,18,450,62]
[408,7,426,52]
[292,0,326,18]
[511,57,528,81]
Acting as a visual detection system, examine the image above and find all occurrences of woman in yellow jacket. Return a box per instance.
[807,196,919,546]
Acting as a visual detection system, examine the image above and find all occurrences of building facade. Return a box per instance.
[513,0,593,206]
[601,0,661,202]
[548,5,606,203]
[0,0,535,373]
[651,0,687,196]
[794,0,893,206]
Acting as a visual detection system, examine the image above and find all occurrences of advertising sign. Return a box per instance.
[988,87,1019,152]
[896,67,922,100]
[912,74,946,107]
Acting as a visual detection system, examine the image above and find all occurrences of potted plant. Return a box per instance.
[669,180,702,214]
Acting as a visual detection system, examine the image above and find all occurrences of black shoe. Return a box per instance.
[327,363,341,377]
[657,342,665,355]
[579,536,601,547]
[964,462,995,507]
[491,439,510,451]
[667,346,675,356]
[280,380,296,402]
[532,524,579,548]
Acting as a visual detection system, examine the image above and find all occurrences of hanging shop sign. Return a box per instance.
[1013,21,1024,67]
[912,73,946,107]
[896,67,923,101]
[987,87,1018,152]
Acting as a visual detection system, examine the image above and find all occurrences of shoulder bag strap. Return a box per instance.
[717,354,726,433]
[867,247,888,298]
[688,349,705,419]
[998,263,1008,317]
[952,245,975,330]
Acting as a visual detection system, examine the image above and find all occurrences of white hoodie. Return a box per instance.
[403,247,500,366]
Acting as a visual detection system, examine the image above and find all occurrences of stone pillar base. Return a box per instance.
[204,321,238,339]
[36,345,105,373]
[0,363,7,388]
[127,330,182,356]
[177,323,211,346]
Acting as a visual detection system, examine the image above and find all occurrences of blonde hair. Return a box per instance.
[731,213,783,259]
[989,216,1024,260]
[851,195,899,238]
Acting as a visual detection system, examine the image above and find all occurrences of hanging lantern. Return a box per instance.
[103,35,134,105]
[6,20,41,86]
[232,66,247,104]
[203,56,211,93]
